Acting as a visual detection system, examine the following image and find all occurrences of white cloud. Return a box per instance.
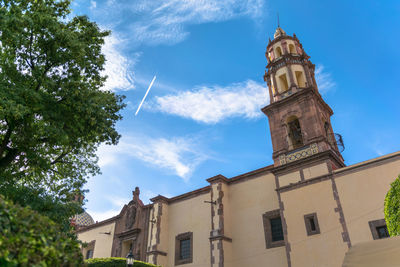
[315,64,335,93]
[87,208,121,222]
[147,80,268,124]
[141,189,173,204]
[98,0,264,45]
[90,0,96,9]
[97,135,209,180]
[101,35,138,91]
[107,196,131,208]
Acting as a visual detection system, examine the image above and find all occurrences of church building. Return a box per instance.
[76,27,400,267]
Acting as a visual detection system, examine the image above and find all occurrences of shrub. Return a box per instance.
[0,195,84,267]
[384,174,400,236]
[85,257,160,267]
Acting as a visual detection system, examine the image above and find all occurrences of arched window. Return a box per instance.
[275,46,283,58]
[287,116,303,149]
[289,44,296,54]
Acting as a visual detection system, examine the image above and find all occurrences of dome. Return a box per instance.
[74,211,95,227]
[274,27,286,39]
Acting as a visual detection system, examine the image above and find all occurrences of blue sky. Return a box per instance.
[71,0,400,221]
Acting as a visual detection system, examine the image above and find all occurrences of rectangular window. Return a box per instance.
[263,209,285,249]
[86,249,93,259]
[175,232,193,265]
[376,226,389,239]
[83,240,95,260]
[270,217,284,242]
[304,213,320,236]
[180,239,191,260]
[369,219,390,240]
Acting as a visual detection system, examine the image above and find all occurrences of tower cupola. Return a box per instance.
[274,27,286,39]
[262,28,345,169]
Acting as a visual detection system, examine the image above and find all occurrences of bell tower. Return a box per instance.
[262,27,345,169]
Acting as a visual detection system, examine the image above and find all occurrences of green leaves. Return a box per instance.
[0,195,84,266]
[0,2,125,263]
[384,174,400,236]
[0,0,125,202]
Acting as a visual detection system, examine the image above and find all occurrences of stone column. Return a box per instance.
[146,196,169,266]
[286,64,296,89]
[207,175,232,267]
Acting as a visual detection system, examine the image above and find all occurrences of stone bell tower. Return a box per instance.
[262,27,345,169]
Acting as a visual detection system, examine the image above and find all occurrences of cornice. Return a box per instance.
[207,174,229,184]
[76,215,119,233]
[272,150,345,176]
[261,86,333,116]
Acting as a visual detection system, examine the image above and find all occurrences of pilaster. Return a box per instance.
[207,175,232,267]
[146,196,169,266]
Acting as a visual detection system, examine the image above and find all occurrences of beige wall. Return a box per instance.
[336,154,400,245]
[279,171,301,187]
[281,179,348,267]
[167,193,211,267]
[228,173,287,267]
[303,162,329,180]
[78,222,116,259]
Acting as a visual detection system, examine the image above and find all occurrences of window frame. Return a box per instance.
[304,213,321,236]
[83,240,96,260]
[369,219,390,240]
[262,209,285,249]
[175,232,193,265]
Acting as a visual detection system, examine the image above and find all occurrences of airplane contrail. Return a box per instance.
[135,75,156,116]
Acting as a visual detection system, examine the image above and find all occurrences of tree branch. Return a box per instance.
[51,149,70,165]
[0,124,13,157]
[0,147,18,169]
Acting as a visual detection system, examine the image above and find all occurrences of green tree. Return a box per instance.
[0,195,84,267]
[384,174,400,236]
[0,0,124,220]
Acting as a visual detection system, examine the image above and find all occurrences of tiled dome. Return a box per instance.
[74,211,95,226]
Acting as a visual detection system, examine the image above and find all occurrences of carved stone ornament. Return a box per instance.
[279,143,319,165]
[125,206,137,230]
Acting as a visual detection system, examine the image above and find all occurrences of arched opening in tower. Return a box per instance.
[278,74,289,92]
[289,44,296,54]
[295,71,306,88]
[287,116,304,149]
[275,46,283,58]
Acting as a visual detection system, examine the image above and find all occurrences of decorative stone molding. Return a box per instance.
[279,143,319,165]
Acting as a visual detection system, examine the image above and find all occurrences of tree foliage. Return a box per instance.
[384,174,400,236]
[0,183,84,232]
[0,195,84,267]
[0,0,125,208]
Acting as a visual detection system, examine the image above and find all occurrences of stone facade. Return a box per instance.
[77,27,400,267]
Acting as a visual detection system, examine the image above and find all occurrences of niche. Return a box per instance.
[295,71,306,88]
[278,74,289,92]
[289,44,296,54]
[275,46,283,58]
